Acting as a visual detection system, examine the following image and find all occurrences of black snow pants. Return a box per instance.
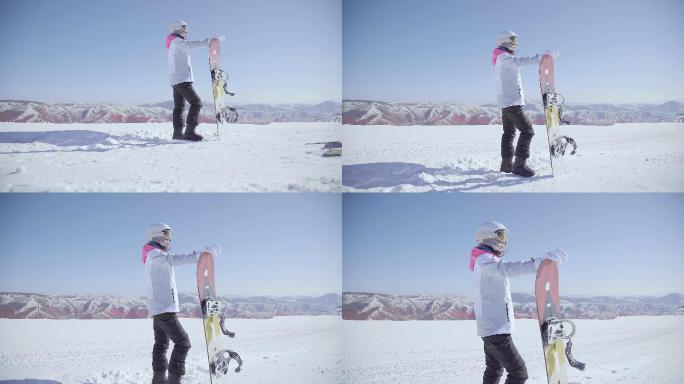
[501,105,535,161]
[482,334,528,384]
[172,82,202,134]
[152,312,191,376]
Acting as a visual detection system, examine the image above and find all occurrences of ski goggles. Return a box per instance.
[162,229,173,241]
[495,229,508,244]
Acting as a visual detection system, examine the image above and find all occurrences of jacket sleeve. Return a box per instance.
[183,38,210,50]
[167,251,199,266]
[502,54,540,68]
[478,255,539,278]
[147,248,198,266]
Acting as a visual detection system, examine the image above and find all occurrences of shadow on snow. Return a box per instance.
[342,162,550,191]
[0,381,62,384]
[0,130,184,154]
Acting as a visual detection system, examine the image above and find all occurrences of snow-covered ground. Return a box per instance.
[342,316,684,384]
[1,317,681,383]
[342,123,684,192]
[0,122,341,192]
[0,316,342,384]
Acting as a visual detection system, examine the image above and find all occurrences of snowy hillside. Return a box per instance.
[343,99,684,125]
[342,123,684,192]
[0,316,342,384]
[342,292,684,321]
[342,316,684,384]
[0,100,341,124]
[0,122,341,192]
[0,292,341,320]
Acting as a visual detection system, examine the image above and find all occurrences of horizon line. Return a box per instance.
[0,290,343,298]
[341,290,684,298]
[0,99,342,107]
[342,98,684,106]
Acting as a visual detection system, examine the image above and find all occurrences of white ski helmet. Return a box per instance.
[475,221,508,255]
[168,20,188,37]
[496,30,518,52]
[146,222,173,250]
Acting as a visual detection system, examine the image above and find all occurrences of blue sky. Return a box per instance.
[0,0,341,104]
[0,194,341,297]
[343,0,684,104]
[343,193,684,296]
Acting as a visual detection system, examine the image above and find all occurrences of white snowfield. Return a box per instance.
[0,317,681,383]
[0,122,341,192]
[342,123,684,192]
[342,316,684,384]
[0,316,343,384]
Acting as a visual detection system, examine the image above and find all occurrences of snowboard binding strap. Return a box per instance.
[217,106,239,123]
[219,315,236,338]
[211,69,237,96]
[550,135,577,157]
[565,339,586,371]
[542,317,586,371]
[212,348,243,375]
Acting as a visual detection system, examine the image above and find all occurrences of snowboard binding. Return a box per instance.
[541,317,575,345]
[202,297,237,337]
[211,69,236,96]
[211,348,243,375]
[550,135,577,157]
[217,106,239,124]
[542,91,564,108]
[203,297,222,316]
[541,317,586,371]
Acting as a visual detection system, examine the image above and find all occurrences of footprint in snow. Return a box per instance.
[9,166,26,174]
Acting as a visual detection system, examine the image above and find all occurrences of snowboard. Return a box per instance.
[535,259,585,384]
[539,54,577,176]
[208,38,237,141]
[197,250,243,382]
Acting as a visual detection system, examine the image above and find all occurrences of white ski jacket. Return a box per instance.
[143,243,199,316]
[166,34,209,86]
[470,247,540,337]
[492,48,542,108]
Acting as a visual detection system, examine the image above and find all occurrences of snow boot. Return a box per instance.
[172,127,183,140]
[151,371,167,384]
[167,373,183,384]
[512,157,535,177]
[500,157,513,173]
[182,126,203,142]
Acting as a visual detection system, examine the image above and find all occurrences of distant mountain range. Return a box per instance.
[342,292,684,320]
[0,292,341,319]
[0,100,341,124]
[342,99,684,125]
